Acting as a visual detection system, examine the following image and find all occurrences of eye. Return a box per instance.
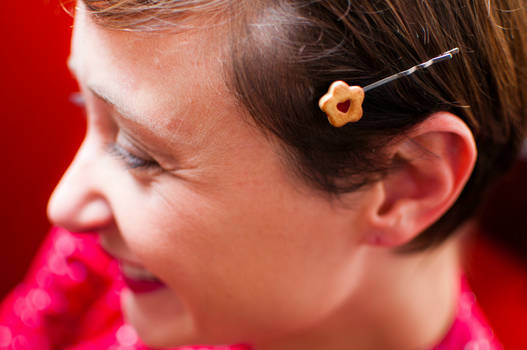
[107,143,160,170]
[69,92,86,108]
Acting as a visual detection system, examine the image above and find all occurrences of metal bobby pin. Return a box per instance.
[363,48,460,92]
[318,48,460,127]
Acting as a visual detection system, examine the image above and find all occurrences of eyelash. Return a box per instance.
[107,143,159,170]
[69,92,161,172]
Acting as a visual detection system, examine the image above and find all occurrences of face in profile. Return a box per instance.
[47,3,368,348]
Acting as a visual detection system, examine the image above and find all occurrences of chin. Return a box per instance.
[121,289,254,348]
[121,288,201,348]
[130,320,236,350]
[134,326,197,349]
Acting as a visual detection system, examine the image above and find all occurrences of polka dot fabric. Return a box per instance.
[0,228,248,350]
[0,228,501,349]
[429,279,502,350]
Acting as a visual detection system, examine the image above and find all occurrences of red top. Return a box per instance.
[0,227,501,350]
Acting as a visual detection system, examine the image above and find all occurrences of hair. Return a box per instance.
[79,0,527,251]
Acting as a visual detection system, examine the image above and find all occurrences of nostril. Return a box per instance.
[48,192,113,233]
[76,198,113,228]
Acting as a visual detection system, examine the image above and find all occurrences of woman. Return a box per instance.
[1,0,526,349]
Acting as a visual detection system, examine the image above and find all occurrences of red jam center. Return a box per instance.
[337,99,351,113]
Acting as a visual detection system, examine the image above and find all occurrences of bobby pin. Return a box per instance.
[319,48,460,127]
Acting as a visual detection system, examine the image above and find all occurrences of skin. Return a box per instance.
[48,3,477,349]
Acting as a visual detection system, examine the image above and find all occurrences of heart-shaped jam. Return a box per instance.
[337,100,351,113]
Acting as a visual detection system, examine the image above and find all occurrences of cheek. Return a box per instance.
[114,172,361,344]
[127,185,355,339]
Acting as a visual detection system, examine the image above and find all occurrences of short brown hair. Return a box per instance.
[80,0,527,250]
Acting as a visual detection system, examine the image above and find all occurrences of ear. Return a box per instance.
[361,112,477,247]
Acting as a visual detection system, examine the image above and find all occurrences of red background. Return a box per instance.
[1,1,526,349]
[0,1,84,299]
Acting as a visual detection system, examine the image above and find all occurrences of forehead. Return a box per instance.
[70,4,233,134]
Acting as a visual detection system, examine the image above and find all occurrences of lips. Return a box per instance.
[97,239,167,294]
[120,263,167,294]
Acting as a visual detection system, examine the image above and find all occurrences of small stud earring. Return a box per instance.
[319,48,459,127]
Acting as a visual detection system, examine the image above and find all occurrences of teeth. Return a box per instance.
[120,263,160,281]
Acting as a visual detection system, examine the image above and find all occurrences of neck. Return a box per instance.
[256,234,463,350]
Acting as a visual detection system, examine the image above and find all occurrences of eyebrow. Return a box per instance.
[88,85,144,124]
[67,58,145,125]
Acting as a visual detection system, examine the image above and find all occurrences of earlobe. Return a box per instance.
[362,112,477,247]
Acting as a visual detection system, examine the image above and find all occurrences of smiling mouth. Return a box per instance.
[120,263,167,294]
[97,238,167,294]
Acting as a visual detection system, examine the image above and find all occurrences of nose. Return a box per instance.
[47,137,113,233]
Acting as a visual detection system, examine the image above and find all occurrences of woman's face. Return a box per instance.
[48,4,367,348]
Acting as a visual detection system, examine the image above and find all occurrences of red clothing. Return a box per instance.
[429,278,502,350]
[0,227,501,349]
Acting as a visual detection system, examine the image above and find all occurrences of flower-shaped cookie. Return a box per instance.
[319,81,365,127]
